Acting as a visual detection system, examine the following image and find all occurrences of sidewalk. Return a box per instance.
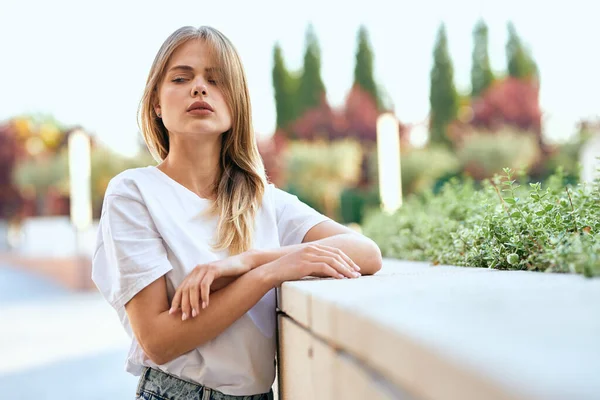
[0,253,94,291]
[0,264,138,399]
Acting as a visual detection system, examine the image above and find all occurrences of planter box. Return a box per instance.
[276,260,600,400]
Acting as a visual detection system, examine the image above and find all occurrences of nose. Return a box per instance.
[192,80,208,97]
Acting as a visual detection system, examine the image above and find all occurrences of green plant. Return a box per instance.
[283,139,363,218]
[400,146,461,194]
[455,128,541,180]
[363,167,600,277]
[339,185,380,224]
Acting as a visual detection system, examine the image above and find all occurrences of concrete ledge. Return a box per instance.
[276,260,600,400]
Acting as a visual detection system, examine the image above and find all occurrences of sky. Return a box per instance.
[1,0,598,157]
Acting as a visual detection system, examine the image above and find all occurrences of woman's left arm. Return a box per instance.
[176,221,382,312]
[250,220,383,276]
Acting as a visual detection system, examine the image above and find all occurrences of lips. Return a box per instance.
[187,101,214,112]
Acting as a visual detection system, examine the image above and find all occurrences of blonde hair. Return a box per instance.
[138,26,267,255]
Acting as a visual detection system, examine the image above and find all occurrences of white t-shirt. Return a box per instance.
[91,166,330,396]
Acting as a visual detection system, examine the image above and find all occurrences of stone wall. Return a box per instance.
[277,260,600,400]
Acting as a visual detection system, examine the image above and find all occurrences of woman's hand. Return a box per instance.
[169,252,254,321]
[261,244,361,287]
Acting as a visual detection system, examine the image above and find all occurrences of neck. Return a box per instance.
[158,134,222,200]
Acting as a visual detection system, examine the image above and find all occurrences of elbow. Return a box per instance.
[372,241,383,274]
[362,238,383,275]
[138,332,174,366]
[146,348,170,366]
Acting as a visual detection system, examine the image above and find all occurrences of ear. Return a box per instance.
[154,104,162,117]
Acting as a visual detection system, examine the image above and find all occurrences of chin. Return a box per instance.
[183,125,226,137]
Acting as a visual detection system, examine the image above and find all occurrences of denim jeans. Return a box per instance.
[135,367,274,400]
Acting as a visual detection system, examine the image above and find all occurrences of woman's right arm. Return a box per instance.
[125,263,273,365]
[125,244,344,365]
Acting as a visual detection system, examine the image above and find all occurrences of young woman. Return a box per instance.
[92,25,382,400]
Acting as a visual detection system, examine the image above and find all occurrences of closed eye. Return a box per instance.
[172,77,187,83]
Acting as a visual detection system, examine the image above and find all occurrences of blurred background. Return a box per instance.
[0,0,598,398]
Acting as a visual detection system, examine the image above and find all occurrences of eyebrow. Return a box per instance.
[167,65,218,74]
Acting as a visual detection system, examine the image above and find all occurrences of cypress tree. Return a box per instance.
[272,43,296,129]
[296,24,326,118]
[471,19,495,97]
[353,25,382,109]
[429,24,459,147]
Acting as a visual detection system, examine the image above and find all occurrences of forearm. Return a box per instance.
[147,266,273,364]
[211,233,382,294]
[250,233,383,275]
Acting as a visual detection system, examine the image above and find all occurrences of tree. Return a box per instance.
[272,43,297,130]
[429,24,459,147]
[0,124,22,220]
[470,77,542,137]
[506,22,539,81]
[353,26,382,110]
[471,19,494,97]
[296,24,326,119]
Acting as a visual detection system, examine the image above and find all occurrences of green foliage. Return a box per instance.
[296,25,326,118]
[506,22,539,81]
[363,167,600,277]
[283,139,363,218]
[272,43,298,129]
[13,146,156,218]
[339,186,380,225]
[471,19,495,97]
[429,24,459,147]
[400,146,461,194]
[353,26,382,110]
[456,128,541,180]
[13,150,70,194]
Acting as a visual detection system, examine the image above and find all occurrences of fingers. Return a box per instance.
[336,249,360,272]
[200,272,214,310]
[312,254,360,278]
[170,266,215,321]
[190,285,200,319]
[315,262,344,279]
[190,267,207,318]
[317,245,360,272]
[180,287,191,321]
[307,245,360,278]
[170,288,182,315]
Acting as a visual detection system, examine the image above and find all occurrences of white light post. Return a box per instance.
[377,113,402,214]
[68,129,92,289]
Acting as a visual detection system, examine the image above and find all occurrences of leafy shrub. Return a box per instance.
[455,128,541,180]
[362,167,600,277]
[400,146,461,194]
[284,139,363,218]
[13,146,156,218]
[339,185,380,225]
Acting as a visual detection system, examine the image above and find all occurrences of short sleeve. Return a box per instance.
[271,185,331,246]
[92,193,173,312]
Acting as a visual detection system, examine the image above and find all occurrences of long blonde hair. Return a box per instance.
[138,26,266,255]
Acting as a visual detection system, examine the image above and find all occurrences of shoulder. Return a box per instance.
[264,182,291,208]
[264,182,314,214]
[104,167,155,201]
[265,182,292,200]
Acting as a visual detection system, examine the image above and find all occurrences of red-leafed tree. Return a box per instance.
[289,85,409,146]
[257,130,289,187]
[290,95,335,141]
[469,77,543,144]
[0,124,23,220]
[341,84,381,142]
